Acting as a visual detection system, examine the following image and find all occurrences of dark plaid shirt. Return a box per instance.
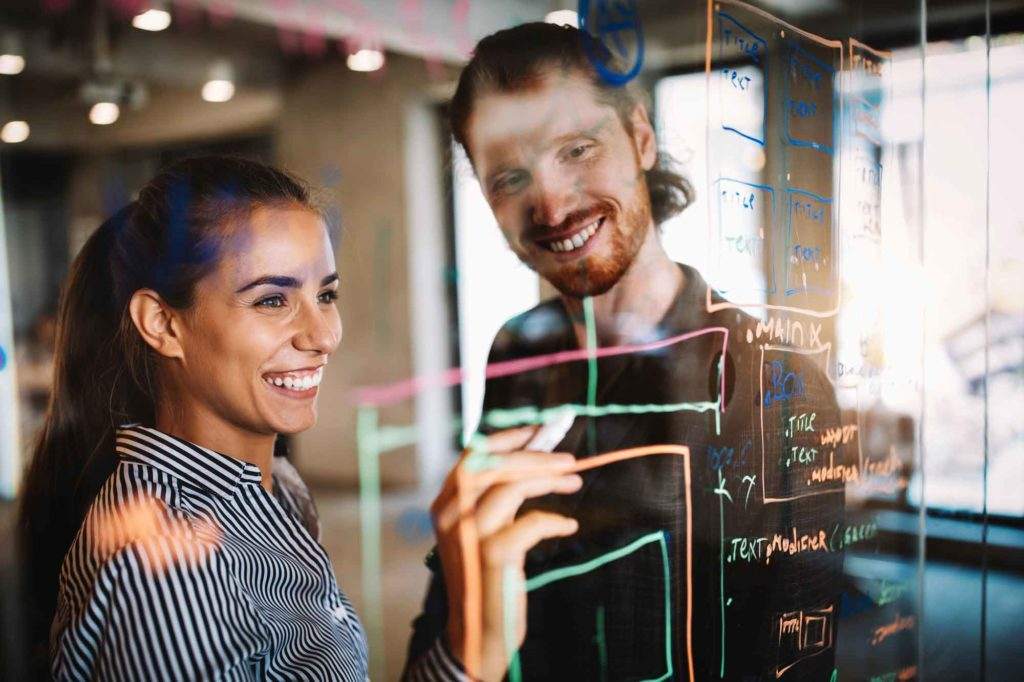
[405,265,846,681]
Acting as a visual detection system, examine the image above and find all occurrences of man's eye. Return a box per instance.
[255,294,286,308]
[492,171,527,194]
[569,144,592,159]
[318,290,339,304]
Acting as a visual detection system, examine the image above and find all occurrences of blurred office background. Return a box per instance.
[0,1,1021,679]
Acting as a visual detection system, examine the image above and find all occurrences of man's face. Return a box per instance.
[465,69,657,298]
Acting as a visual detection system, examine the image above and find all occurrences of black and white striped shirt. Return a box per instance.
[51,425,468,681]
[51,425,369,680]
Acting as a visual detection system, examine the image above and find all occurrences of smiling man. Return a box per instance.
[405,22,846,681]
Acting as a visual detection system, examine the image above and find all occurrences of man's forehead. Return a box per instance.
[468,71,617,160]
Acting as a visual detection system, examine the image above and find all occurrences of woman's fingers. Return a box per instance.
[473,474,583,537]
[480,511,579,567]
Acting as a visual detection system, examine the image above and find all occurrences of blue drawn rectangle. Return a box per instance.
[716,12,768,146]
[784,188,834,297]
[714,177,776,297]
[783,42,836,155]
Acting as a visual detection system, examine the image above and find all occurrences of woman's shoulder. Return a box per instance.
[60,463,221,598]
[51,471,259,681]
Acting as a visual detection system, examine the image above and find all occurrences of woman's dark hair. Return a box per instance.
[15,155,314,674]
[449,22,695,226]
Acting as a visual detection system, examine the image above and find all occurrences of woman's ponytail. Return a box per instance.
[16,205,154,674]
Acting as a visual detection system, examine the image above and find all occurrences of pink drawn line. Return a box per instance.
[352,326,729,407]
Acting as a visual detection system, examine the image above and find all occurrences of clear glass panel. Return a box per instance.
[0,1,1019,681]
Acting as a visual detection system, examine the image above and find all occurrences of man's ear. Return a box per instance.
[128,289,185,360]
[628,103,658,172]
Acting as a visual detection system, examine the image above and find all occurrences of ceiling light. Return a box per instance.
[202,79,234,102]
[347,49,384,72]
[0,54,24,75]
[202,61,235,102]
[0,32,25,75]
[1,120,29,143]
[132,8,172,32]
[544,10,579,27]
[89,102,120,125]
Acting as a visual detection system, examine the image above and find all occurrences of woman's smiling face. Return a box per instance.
[173,203,342,437]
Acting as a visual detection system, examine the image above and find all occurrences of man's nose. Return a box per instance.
[529,169,576,228]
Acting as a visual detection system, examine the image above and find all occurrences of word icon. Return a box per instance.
[763,360,805,407]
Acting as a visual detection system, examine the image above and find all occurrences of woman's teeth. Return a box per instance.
[546,219,601,253]
[263,366,324,391]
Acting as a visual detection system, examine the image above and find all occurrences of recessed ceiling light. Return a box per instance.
[132,9,172,32]
[202,61,235,102]
[1,120,29,143]
[544,10,579,27]
[89,102,120,125]
[202,79,235,102]
[0,54,25,75]
[347,49,384,73]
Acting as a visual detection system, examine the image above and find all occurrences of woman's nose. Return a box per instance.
[295,303,341,355]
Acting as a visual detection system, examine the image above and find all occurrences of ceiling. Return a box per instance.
[0,0,1019,149]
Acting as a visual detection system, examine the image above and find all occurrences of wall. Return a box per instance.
[276,54,457,488]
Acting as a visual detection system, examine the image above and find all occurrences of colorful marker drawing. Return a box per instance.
[579,0,645,85]
[455,444,693,681]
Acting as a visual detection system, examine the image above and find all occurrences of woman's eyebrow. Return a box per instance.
[235,272,339,293]
[235,275,300,293]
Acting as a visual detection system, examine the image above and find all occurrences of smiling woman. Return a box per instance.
[12,157,364,679]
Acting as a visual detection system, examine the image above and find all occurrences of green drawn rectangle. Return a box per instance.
[523,530,674,682]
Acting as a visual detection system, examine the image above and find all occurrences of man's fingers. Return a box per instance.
[433,452,577,532]
[480,511,578,567]
[474,474,583,537]
[466,451,576,477]
[483,426,542,454]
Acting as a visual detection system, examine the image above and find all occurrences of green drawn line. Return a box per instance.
[595,605,608,682]
[376,417,464,455]
[657,526,673,682]
[374,424,419,452]
[584,296,598,454]
[504,567,523,682]
[718,467,726,678]
[525,531,665,590]
[482,400,720,431]
[356,406,384,678]
[715,347,727,676]
[522,531,674,682]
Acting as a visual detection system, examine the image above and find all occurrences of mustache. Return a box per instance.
[525,206,608,241]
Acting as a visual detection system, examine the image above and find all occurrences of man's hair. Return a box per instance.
[449,22,695,226]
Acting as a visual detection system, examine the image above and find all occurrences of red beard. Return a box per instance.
[530,181,652,299]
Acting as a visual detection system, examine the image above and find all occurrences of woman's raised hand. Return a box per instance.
[430,426,581,681]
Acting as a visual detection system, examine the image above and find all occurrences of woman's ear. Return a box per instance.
[129,289,185,360]
[628,103,658,172]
